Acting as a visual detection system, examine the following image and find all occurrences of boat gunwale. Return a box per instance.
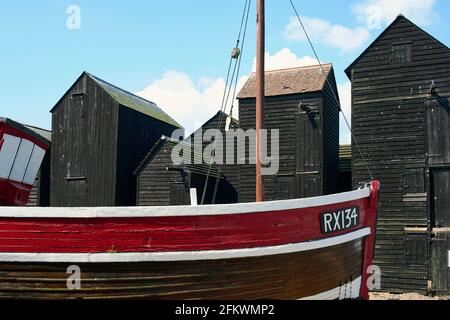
[0,188,371,218]
[0,228,370,262]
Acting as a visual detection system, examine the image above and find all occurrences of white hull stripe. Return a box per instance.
[0,188,370,218]
[300,277,362,300]
[0,228,370,263]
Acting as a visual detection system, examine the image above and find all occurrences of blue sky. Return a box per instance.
[1,0,449,143]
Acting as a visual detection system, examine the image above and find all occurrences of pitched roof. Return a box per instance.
[51,72,182,128]
[135,111,236,177]
[0,117,51,145]
[21,124,52,142]
[86,73,182,128]
[345,15,450,79]
[237,64,333,99]
[186,111,239,139]
[134,135,222,179]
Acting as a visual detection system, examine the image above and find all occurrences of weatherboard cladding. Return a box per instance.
[339,145,352,172]
[237,66,340,202]
[347,15,450,294]
[136,112,240,206]
[50,73,179,207]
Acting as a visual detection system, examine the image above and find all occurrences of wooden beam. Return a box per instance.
[256,0,265,202]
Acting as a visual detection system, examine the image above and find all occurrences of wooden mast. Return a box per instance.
[256,0,265,202]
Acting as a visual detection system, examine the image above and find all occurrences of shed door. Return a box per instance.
[66,94,86,179]
[431,169,450,228]
[295,106,321,197]
[430,168,450,295]
[169,171,189,206]
[63,94,87,205]
[426,98,450,166]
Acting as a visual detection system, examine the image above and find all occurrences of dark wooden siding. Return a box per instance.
[322,72,340,195]
[196,112,239,204]
[116,107,179,206]
[348,16,450,293]
[137,141,177,206]
[50,75,119,207]
[238,89,339,202]
[136,112,240,206]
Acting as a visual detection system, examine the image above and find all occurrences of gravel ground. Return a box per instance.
[370,292,450,300]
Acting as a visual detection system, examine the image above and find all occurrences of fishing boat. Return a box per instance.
[0,0,379,300]
[0,118,50,206]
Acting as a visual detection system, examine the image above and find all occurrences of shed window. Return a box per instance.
[403,168,425,193]
[275,175,295,200]
[404,233,428,263]
[390,43,412,65]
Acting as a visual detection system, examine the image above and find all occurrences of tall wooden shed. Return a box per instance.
[135,111,240,206]
[346,15,450,295]
[50,72,182,207]
[237,65,340,202]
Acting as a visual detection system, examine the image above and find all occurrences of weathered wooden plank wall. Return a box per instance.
[50,73,180,207]
[50,74,119,207]
[116,107,179,206]
[347,15,450,293]
[136,112,240,206]
[238,90,339,202]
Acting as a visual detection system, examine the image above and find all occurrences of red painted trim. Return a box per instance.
[0,123,49,150]
[0,197,372,254]
[0,179,31,206]
[360,180,380,300]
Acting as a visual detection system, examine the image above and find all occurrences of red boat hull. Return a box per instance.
[0,182,379,300]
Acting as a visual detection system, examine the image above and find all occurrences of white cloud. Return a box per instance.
[136,49,323,135]
[136,71,248,135]
[338,81,352,144]
[283,16,370,53]
[353,0,438,29]
[252,48,319,72]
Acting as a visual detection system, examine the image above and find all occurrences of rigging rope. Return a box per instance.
[288,0,374,181]
[201,0,252,205]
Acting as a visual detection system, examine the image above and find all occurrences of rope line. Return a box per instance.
[201,0,252,204]
[288,0,374,181]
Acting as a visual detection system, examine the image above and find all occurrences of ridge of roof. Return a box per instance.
[50,72,182,128]
[0,117,51,145]
[345,15,450,78]
[237,64,333,99]
[85,72,182,128]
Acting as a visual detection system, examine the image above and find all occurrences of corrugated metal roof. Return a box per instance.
[237,64,332,99]
[86,73,182,128]
[339,144,352,172]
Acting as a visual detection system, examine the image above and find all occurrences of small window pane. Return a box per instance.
[23,145,45,185]
[9,139,33,182]
[0,134,21,179]
[390,43,412,65]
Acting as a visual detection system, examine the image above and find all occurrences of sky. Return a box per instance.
[1,0,449,143]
